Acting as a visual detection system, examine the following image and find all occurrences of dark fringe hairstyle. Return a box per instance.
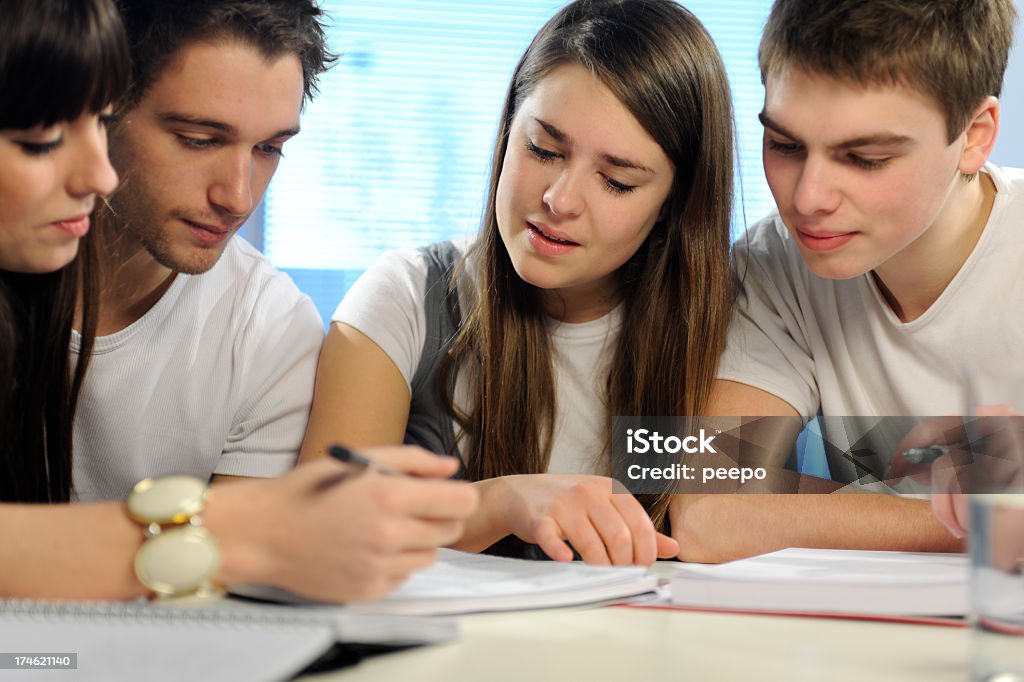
[0,0,129,502]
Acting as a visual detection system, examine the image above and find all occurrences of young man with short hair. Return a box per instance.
[7,0,479,603]
[676,0,1021,561]
[72,0,331,498]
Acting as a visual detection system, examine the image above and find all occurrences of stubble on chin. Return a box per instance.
[140,225,230,275]
[110,193,229,276]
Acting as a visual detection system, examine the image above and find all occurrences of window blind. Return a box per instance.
[258,0,775,322]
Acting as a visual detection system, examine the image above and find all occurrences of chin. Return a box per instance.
[152,244,226,276]
[804,259,869,282]
[31,248,80,274]
[509,262,559,291]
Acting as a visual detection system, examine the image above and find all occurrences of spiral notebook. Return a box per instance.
[0,598,457,682]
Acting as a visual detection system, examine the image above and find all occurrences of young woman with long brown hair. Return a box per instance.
[301,0,736,565]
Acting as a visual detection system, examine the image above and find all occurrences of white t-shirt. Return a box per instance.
[70,238,324,500]
[718,164,1024,484]
[335,241,621,475]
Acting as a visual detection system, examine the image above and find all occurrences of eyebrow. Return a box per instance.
[758,111,912,149]
[159,112,300,140]
[534,117,655,174]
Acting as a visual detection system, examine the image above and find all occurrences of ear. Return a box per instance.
[958,96,999,175]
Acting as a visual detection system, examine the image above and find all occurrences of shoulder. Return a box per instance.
[733,212,794,260]
[986,164,1024,202]
[216,238,298,291]
[732,213,810,288]
[380,237,471,277]
[334,239,473,387]
[343,237,473,307]
[205,238,320,332]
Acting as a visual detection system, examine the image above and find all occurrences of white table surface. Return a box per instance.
[303,561,970,682]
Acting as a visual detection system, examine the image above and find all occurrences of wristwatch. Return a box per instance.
[125,475,223,600]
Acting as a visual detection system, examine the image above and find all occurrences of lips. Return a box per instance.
[794,226,857,253]
[528,222,579,246]
[182,218,233,245]
[525,221,580,257]
[52,214,90,238]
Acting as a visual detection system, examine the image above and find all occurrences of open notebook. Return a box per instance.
[0,597,456,682]
[234,549,661,616]
[669,548,968,620]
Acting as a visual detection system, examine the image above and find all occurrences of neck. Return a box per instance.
[93,219,177,336]
[873,171,996,322]
[540,280,619,324]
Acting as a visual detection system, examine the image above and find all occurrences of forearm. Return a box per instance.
[0,483,271,600]
[671,491,965,563]
[0,502,145,600]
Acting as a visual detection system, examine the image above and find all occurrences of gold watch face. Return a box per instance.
[134,526,222,597]
[126,475,208,525]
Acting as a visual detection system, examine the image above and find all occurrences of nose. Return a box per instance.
[208,151,254,218]
[66,120,119,200]
[791,156,840,216]
[542,165,584,218]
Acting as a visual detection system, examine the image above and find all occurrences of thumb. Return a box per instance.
[655,532,680,559]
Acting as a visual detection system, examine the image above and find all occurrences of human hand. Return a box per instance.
[493,474,678,565]
[210,447,478,602]
[888,408,1024,538]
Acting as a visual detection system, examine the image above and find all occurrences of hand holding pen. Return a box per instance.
[329,444,400,475]
[899,442,966,465]
[887,410,1024,538]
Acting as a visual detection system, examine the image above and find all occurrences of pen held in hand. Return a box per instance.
[328,444,399,476]
[900,443,966,465]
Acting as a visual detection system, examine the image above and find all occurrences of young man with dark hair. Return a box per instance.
[72,0,335,497]
[2,0,477,603]
[676,0,1021,561]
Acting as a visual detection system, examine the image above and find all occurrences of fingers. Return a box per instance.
[375,548,439,583]
[555,485,660,566]
[951,495,970,538]
[655,532,680,559]
[931,458,967,538]
[337,549,440,603]
[381,518,467,551]
[557,507,612,565]
[378,475,479,519]
[932,493,966,539]
[974,404,1017,417]
[533,516,575,562]
[360,446,461,478]
[610,493,658,565]
[888,416,966,481]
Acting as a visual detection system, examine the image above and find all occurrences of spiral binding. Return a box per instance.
[0,599,334,632]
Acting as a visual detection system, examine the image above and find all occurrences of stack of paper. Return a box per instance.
[237,549,660,616]
[669,548,968,617]
[350,549,660,615]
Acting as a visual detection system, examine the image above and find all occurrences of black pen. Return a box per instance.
[328,444,399,475]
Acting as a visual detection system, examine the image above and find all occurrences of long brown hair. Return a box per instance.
[443,0,736,530]
[0,0,129,502]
